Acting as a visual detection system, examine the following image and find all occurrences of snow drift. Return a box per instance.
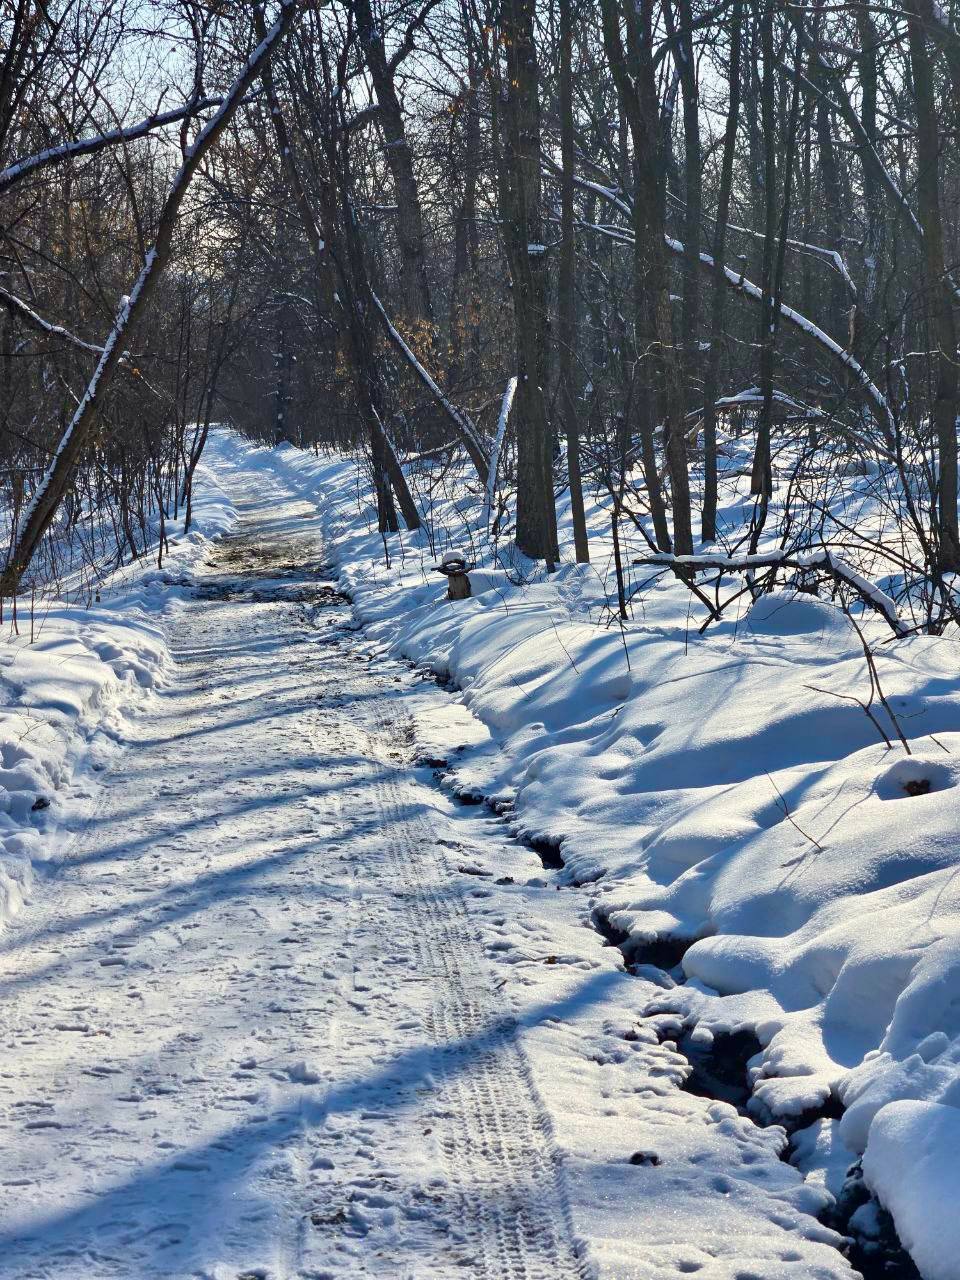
[0,461,235,930]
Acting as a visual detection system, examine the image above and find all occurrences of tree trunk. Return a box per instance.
[602,0,693,553]
[558,0,589,563]
[665,0,701,378]
[908,7,960,572]
[750,0,777,499]
[497,0,559,564]
[702,0,742,541]
[353,0,434,331]
[448,5,482,389]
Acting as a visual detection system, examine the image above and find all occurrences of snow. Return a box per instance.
[862,1102,960,1280]
[485,374,518,522]
[0,462,235,933]
[0,439,862,1280]
[4,427,960,1276]
[195,429,960,1279]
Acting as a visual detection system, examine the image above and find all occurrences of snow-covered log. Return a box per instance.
[635,549,909,636]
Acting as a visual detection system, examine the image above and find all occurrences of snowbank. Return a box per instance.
[862,1102,960,1280]
[0,460,235,929]
[206,428,960,1279]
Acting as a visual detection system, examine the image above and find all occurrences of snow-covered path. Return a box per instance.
[0,485,583,1279]
[0,450,864,1280]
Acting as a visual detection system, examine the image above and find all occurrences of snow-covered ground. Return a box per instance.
[194,429,960,1279]
[0,440,870,1280]
[1,430,956,1278]
[0,466,235,933]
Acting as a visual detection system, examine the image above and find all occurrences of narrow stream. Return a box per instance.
[428,717,920,1280]
[589,904,920,1280]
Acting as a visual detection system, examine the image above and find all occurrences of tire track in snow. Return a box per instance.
[296,640,586,1279]
[0,467,587,1280]
[358,712,589,1280]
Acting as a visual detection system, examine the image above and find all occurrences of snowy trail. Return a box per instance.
[0,445,869,1280]
[0,476,583,1279]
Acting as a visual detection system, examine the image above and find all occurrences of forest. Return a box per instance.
[2,0,960,626]
[2,4,960,1279]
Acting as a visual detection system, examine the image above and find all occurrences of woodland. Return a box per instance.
[2,0,960,631]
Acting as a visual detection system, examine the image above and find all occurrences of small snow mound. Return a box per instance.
[287,1059,321,1084]
[745,590,848,638]
[874,755,958,801]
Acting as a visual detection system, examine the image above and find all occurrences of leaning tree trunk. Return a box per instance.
[1,0,302,597]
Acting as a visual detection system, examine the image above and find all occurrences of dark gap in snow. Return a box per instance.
[676,1028,762,1110]
[438,770,564,868]
[421,668,457,692]
[591,908,692,970]
[670,1028,918,1274]
[527,835,564,870]
[669,1028,917,1276]
[824,1163,922,1280]
[591,908,630,952]
[777,1093,846,1133]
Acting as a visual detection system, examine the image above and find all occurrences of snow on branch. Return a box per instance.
[0,286,104,355]
[550,162,898,452]
[636,549,909,637]
[724,220,857,300]
[673,237,897,452]
[368,288,489,480]
[484,376,518,526]
[666,187,858,298]
[0,95,247,197]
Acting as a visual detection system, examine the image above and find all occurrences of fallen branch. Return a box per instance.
[632,548,909,637]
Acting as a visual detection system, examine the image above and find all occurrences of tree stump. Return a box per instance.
[435,553,473,600]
